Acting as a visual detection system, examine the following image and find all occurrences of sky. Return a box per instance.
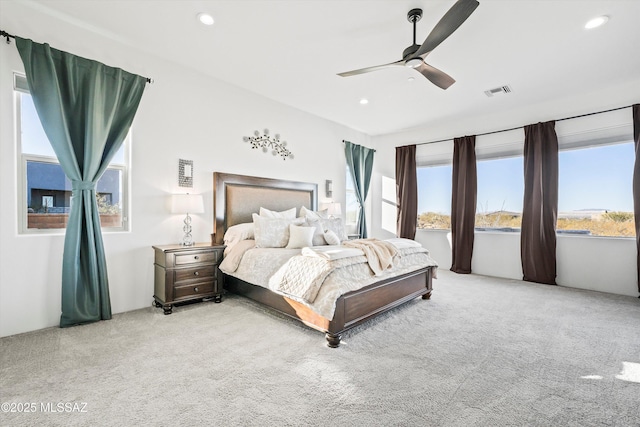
[21,93,125,164]
[418,142,635,215]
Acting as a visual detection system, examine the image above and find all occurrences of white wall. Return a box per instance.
[0,13,368,337]
[371,91,640,298]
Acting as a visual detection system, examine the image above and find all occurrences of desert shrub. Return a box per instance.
[602,211,633,223]
[418,212,451,229]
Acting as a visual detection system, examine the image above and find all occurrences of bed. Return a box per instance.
[213,172,437,347]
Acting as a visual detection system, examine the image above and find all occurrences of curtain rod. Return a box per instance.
[1,29,154,84]
[405,104,635,147]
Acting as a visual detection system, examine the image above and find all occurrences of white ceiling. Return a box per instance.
[2,0,640,136]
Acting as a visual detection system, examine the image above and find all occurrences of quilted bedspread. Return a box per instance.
[219,239,438,319]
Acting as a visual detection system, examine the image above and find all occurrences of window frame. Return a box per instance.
[15,73,130,235]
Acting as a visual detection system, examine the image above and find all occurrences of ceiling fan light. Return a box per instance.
[405,57,422,68]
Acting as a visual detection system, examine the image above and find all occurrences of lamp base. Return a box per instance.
[181,213,194,246]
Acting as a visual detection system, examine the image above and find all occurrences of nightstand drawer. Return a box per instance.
[175,251,219,266]
[174,265,216,283]
[174,282,214,300]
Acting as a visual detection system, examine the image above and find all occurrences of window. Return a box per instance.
[558,142,634,237]
[16,74,129,233]
[475,156,523,231]
[345,167,359,227]
[417,164,452,229]
[415,131,634,238]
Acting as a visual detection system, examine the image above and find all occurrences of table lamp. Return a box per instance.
[171,193,204,246]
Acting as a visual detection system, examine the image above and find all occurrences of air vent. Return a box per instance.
[484,85,513,97]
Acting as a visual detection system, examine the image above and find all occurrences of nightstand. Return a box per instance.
[153,243,225,315]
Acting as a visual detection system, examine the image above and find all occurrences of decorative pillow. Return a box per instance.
[299,206,329,220]
[323,229,340,245]
[320,218,348,242]
[286,224,316,249]
[305,219,328,246]
[259,207,296,219]
[223,223,255,247]
[252,214,304,248]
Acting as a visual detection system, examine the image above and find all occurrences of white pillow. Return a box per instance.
[252,213,304,248]
[305,219,328,246]
[223,223,255,246]
[259,207,296,219]
[299,206,328,220]
[286,224,316,249]
[323,229,340,245]
[320,218,348,242]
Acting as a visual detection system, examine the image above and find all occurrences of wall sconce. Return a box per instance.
[326,180,333,198]
[171,193,204,246]
[179,159,193,188]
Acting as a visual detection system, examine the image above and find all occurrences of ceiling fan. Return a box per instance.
[337,0,479,89]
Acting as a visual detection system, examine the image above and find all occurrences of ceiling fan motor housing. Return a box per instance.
[403,44,420,60]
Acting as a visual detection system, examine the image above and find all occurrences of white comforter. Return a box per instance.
[219,239,438,319]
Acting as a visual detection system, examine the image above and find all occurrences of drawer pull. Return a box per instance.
[194,287,199,292]
[194,255,199,260]
[194,271,199,276]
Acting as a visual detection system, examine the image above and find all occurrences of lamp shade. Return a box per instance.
[327,202,342,216]
[171,194,204,214]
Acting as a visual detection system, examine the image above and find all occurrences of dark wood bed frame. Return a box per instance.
[213,172,434,347]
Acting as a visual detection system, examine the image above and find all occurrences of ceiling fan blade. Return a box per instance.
[414,0,479,58]
[414,62,456,89]
[337,60,404,77]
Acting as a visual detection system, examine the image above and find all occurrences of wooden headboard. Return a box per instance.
[213,172,318,244]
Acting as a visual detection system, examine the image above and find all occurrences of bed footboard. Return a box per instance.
[224,266,434,348]
[326,266,433,347]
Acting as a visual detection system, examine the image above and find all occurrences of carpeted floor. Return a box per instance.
[1,270,639,427]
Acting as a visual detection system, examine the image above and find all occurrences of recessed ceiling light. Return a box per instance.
[197,13,215,26]
[359,98,369,105]
[408,77,415,82]
[585,15,609,29]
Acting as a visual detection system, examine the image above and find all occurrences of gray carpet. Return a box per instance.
[1,270,639,427]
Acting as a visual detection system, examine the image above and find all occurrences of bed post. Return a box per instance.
[326,333,342,348]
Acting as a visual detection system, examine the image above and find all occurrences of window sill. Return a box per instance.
[417,227,634,240]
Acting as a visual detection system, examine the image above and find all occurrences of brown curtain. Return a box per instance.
[396,145,418,239]
[450,136,477,274]
[633,104,640,293]
[521,121,558,285]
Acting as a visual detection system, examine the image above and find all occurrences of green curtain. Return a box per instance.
[345,141,375,238]
[16,37,146,327]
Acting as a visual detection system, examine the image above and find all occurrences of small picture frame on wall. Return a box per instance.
[178,159,193,188]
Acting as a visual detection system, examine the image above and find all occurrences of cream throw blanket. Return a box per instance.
[342,238,398,276]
